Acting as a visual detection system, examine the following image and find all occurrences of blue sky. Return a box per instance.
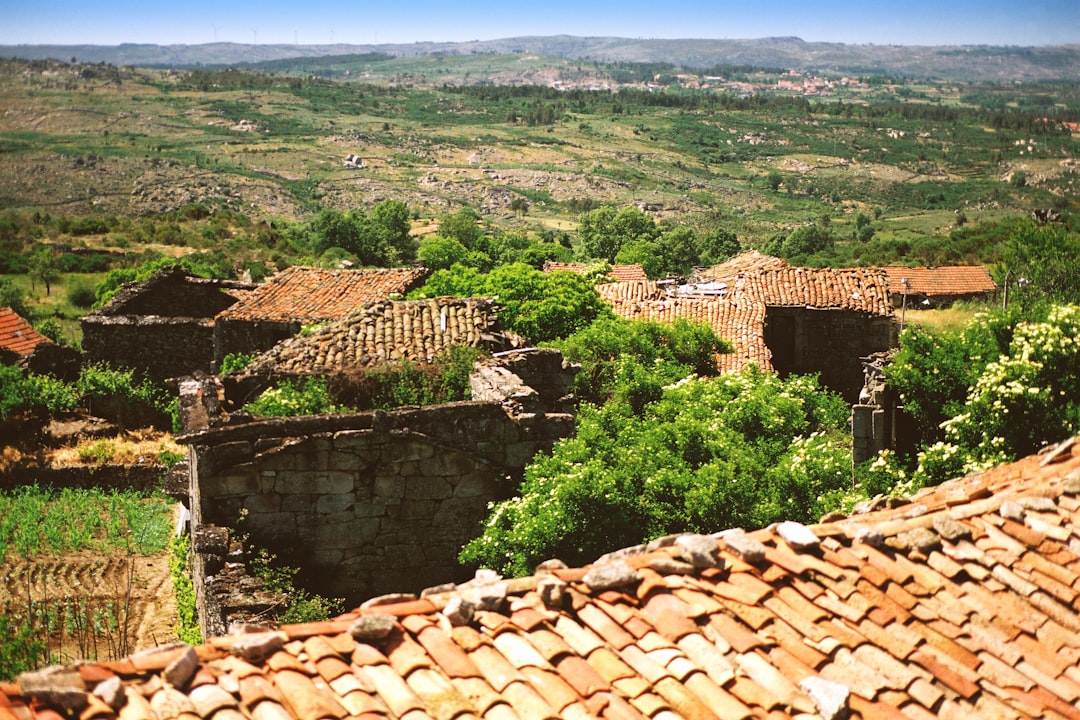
[4,0,1078,47]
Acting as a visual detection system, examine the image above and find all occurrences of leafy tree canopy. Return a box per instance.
[578,206,659,263]
[460,369,850,576]
[412,263,611,343]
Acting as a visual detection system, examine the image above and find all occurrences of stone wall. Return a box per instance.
[179,349,579,630]
[81,316,216,381]
[764,307,895,403]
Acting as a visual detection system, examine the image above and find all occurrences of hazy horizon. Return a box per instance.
[5,0,1079,49]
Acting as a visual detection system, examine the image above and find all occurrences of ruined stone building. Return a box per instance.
[79,265,431,381]
[0,306,79,378]
[178,293,578,619]
[79,266,253,381]
[598,252,896,403]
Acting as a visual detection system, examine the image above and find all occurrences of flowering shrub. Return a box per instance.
[245,377,346,417]
[891,304,1080,488]
[939,305,1080,467]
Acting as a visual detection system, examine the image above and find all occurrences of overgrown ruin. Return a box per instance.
[176,349,578,635]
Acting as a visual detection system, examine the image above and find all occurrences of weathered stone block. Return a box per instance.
[221,472,261,497]
[384,441,435,463]
[259,472,277,493]
[405,476,452,500]
[374,475,406,499]
[504,442,544,468]
[400,499,437,522]
[316,493,356,514]
[280,494,314,513]
[430,452,482,477]
[312,472,355,495]
[244,493,281,514]
[354,502,385,518]
[328,450,364,472]
[432,497,486,528]
[453,472,495,498]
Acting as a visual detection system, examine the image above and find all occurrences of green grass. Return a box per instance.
[0,486,173,560]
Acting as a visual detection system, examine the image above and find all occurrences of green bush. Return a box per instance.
[550,317,730,407]
[248,547,343,624]
[332,346,483,410]
[414,263,612,343]
[460,368,850,576]
[219,352,256,376]
[66,280,99,309]
[886,304,1080,489]
[78,362,172,417]
[0,367,80,419]
[245,376,345,417]
[0,613,47,680]
[169,534,202,645]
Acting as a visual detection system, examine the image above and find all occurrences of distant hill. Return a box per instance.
[3,36,1079,82]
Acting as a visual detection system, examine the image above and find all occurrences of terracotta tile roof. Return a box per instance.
[0,307,52,356]
[216,266,430,324]
[692,250,789,281]
[244,297,504,375]
[880,266,997,298]
[597,267,891,373]
[598,282,770,373]
[8,437,1080,719]
[544,262,650,283]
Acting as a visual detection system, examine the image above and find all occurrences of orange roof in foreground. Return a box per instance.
[0,307,51,356]
[8,436,1080,719]
[880,266,997,298]
[216,266,430,324]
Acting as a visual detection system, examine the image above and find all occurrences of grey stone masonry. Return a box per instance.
[178,349,578,630]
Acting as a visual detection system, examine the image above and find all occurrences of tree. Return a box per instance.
[765,170,783,191]
[438,209,483,250]
[28,246,60,296]
[578,206,659,263]
[417,236,469,271]
[614,241,663,279]
[460,369,850,576]
[655,226,700,276]
[779,225,835,259]
[370,200,416,265]
[700,228,741,266]
[1000,221,1080,305]
[412,263,611,343]
[0,279,29,319]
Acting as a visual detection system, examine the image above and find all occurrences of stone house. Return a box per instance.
[212,265,430,365]
[880,265,997,308]
[599,253,895,402]
[80,265,431,381]
[79,266,253,381]
[0,306,79,378]
[9,435,1080,720]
